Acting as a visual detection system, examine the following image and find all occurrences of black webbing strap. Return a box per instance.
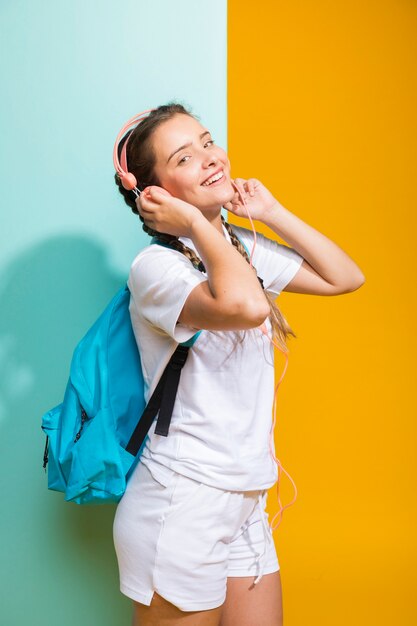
[154,344,190,436]
[125,344,191,456]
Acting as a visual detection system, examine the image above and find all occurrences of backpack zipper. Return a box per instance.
[43,435,49,471]
[74,406,88,443]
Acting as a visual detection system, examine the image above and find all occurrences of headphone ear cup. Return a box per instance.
[114,109,156,193]
[120,172,137,191]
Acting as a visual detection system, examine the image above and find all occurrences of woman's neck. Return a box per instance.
[199,208,225,236]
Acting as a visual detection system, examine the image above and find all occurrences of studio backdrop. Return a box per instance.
[0,1,415,625]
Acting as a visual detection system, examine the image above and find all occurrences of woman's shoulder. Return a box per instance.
[229,222,304,271]
[130,241,190,273]
[230,222,300,256]
[128,240,206,297]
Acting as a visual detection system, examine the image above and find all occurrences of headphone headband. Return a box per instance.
[113,108,156,193]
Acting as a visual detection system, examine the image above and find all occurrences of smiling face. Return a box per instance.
[151,113,235,216]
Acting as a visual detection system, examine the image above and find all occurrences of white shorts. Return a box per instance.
[112,459,279,612]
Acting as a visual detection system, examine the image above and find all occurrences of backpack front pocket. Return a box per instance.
[65,405,135,504]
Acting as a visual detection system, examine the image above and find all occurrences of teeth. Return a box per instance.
[202,171,223,186]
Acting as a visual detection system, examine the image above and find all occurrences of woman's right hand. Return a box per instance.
[136,186,202,238]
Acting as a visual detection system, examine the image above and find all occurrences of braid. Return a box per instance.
[221,217,297,353]
[153,234,206,273]
[221,217,251,263]
[221,216,265,289]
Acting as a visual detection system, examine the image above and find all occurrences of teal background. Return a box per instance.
[0,1,227,624]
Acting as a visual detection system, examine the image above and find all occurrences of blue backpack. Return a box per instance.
[41,239,200,505]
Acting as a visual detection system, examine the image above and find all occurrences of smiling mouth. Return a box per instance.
[201,171,226,187]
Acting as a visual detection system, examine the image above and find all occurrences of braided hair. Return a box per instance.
[114,102,296,352]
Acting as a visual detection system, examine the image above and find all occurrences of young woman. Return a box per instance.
[112,103,365,626]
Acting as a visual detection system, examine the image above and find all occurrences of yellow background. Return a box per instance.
[228,1,416,624]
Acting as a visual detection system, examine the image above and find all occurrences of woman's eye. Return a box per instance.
[178,140,215,164]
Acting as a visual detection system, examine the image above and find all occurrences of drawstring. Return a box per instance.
[253,490,273,585]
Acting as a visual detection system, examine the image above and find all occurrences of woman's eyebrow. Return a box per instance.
[166,131,211,163]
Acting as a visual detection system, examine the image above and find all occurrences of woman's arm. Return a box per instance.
[226,178,366,296]
[138,186,270,331]
[178,213,270,330]
[262,201,366,295]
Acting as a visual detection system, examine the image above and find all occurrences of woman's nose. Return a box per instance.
[203,154,218,168]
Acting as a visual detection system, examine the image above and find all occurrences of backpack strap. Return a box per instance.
[125,343,190,455]
[125,236,205,456]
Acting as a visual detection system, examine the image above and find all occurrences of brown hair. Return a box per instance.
[114,101,296,352]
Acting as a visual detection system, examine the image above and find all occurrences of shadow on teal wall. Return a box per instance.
[0,236,130,623]
[0,0,226,623]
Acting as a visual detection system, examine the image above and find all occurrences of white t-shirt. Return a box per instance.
[127,222,304,491]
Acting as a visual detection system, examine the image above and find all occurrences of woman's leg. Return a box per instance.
[219,571,283,626]
[132,592,224,626]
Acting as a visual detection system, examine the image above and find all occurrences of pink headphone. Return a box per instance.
[113,108,157,195]
[113,109,298,530]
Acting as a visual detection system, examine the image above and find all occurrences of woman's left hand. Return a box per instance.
[223,178,279,221]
